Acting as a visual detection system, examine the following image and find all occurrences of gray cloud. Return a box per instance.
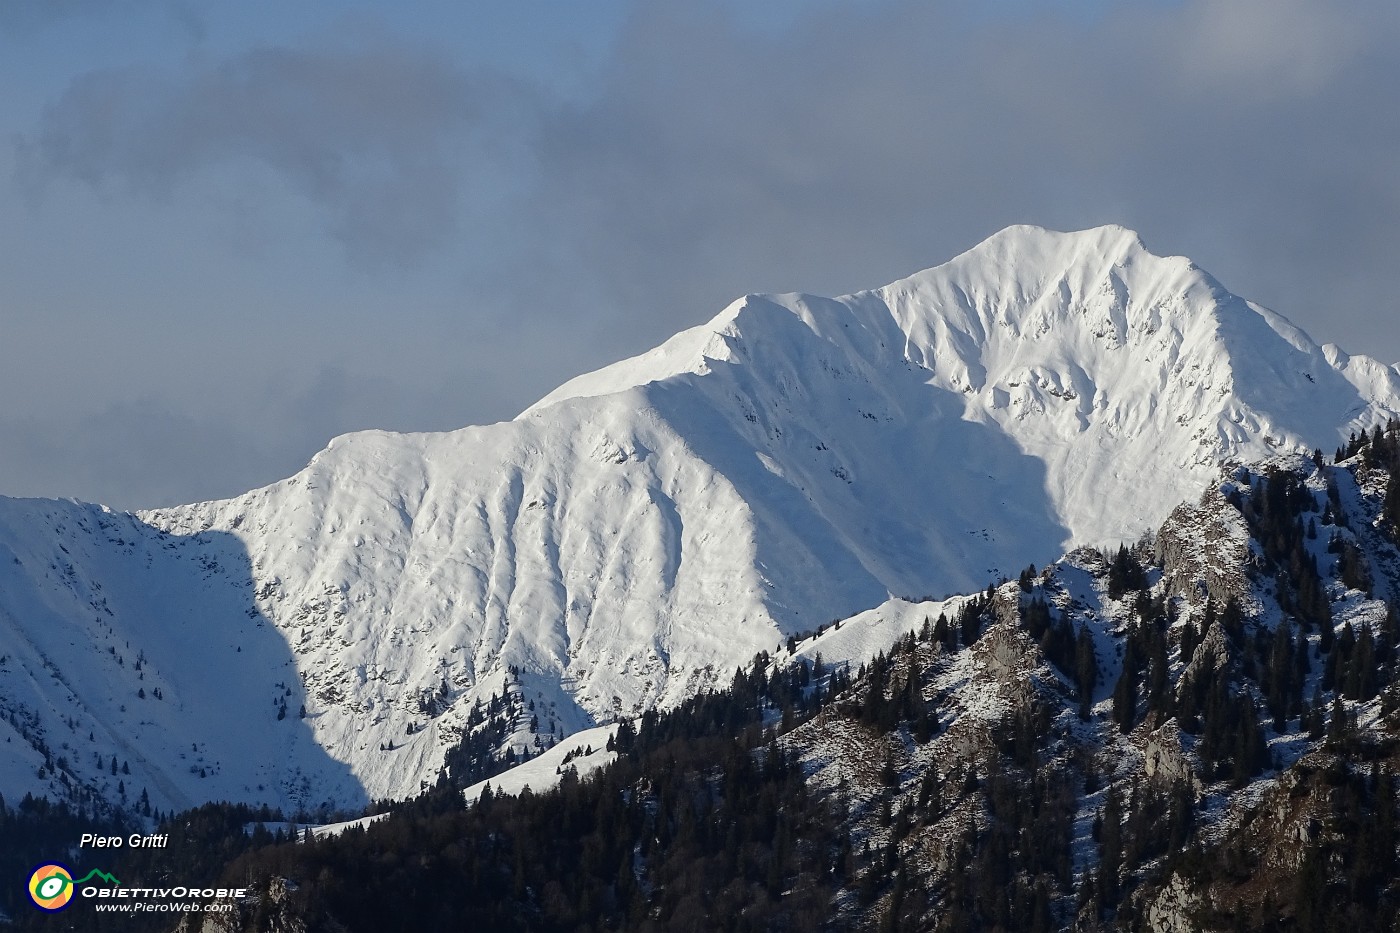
[0,402,275,510]
[10,0,1400,509]
[27,2,1400,354]
[23,35,532,265]
[518,0,1400,362]
[0,363,495,510]
[0,0,130,29]
[0,0,200,36]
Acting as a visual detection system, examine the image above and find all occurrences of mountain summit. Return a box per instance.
[2,225,1398,811]
[535,223,1400,549]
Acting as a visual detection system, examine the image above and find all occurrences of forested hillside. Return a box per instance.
[8,422,1400,932]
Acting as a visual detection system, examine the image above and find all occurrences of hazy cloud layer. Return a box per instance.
[8,0,1400,508]
[24,36,533,265]
[0,0,201,37]
[1,0,131,29]
[0,364,486,509]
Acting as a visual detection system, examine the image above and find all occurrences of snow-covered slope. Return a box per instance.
[3,225,1398,814]
[0,500,364,814]
[462,724,618,805]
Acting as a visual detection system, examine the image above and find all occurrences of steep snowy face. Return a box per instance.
[0,499,367,815]
[872,224,1400,544]
[3,225,1398,812]
[537,224,1400,548]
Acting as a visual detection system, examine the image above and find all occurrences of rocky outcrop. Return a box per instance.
[1155,484,1253,608]
[173,878,309,933]
[1143,872,1212,933]
[1142,720,1197,791]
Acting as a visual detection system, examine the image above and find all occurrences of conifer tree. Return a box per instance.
[1268,620,1295,730]
[1076,627,1098,719]
[1098,785,1122,910]
[1112,662,1137,734]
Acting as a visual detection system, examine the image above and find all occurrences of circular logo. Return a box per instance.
[28,863,75,912]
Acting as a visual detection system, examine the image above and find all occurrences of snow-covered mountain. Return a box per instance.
[3,224,1398,814]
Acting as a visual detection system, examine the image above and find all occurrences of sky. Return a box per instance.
[2,0,1399,510]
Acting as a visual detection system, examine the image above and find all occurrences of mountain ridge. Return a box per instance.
[3,224,1399,814]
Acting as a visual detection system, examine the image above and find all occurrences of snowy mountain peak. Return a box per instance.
[525,225,1167,414]
[530,223,1400,547]
[4,226,1400,815]
[527,224,1379,432]
[933,221,1155,279]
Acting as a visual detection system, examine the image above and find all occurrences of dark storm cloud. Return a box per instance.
[23,36,533,266]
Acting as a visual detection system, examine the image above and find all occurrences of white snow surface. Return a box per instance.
[247,813,390,842]
[463,724,618,804]
[784,597,965,672]
[3,224,1400,813]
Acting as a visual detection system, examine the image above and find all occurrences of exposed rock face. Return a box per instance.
[1178,621,1229,689]
[1156,483,1253,608]
[1142,721,1195,790]
[976,619,1042,692]
[1144,873,1210,933]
